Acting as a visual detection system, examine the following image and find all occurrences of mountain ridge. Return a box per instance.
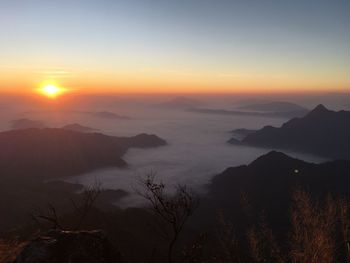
[0,128,166,178]
[229,105,350,159]
[202,151,350,235]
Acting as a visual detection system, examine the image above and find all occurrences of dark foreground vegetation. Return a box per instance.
[3,154,350,263]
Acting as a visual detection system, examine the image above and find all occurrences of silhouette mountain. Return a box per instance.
[205,151,350,233]
[231,128,257,135]
[80,111,130,120]
[62,123,97,132]
[229,104,350,159]
[0,128,166,178]
[93,111,129,119]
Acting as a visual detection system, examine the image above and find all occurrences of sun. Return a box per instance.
[39,84,65,98]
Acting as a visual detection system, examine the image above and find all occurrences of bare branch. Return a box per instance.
[137,172,199,263]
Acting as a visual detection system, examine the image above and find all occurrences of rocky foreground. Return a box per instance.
[13,230,122,263]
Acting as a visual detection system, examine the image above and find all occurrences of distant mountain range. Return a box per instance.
[10,119,98,133]
[156,97,205,109]
[86,111,130,120]
[23,110,131,120]
[0,128,166,178]
[237,101,308,113]
[62,123,97,132]
[229,104,350,159]
[231,128,257,136]
[189,101,308,119]
[230,128,257,140]
[189,107,307,119]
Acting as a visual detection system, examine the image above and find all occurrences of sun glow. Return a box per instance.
[39,84,65,98]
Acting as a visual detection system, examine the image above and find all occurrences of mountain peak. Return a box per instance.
[305,104,332,118]
[311,104,329,113]
[252,151,291,163]
[250,151,306,170]
[314,104,328,110]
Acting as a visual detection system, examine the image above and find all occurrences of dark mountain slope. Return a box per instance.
[204,151,350,234]
[0,128,166,178]
[0,128,165,231]
[230,105,350,159]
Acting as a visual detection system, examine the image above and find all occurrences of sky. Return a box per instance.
[0,0,349,95]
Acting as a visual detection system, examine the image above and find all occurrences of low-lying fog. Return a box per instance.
[1,93,344,207]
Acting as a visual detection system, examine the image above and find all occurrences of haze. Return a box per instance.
[1,93,344,206]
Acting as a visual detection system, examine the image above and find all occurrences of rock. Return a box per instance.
[14,230,122,263]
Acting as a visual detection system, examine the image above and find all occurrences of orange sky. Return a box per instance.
[1,66,349,97]
[1,0,349,96]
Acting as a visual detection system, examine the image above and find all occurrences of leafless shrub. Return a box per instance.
[31,203,63,230]
[71,181,102,230]
[137,172,199,263]
[31,181,102,231]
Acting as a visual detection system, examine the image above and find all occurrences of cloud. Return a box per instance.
[35,69,73,79]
